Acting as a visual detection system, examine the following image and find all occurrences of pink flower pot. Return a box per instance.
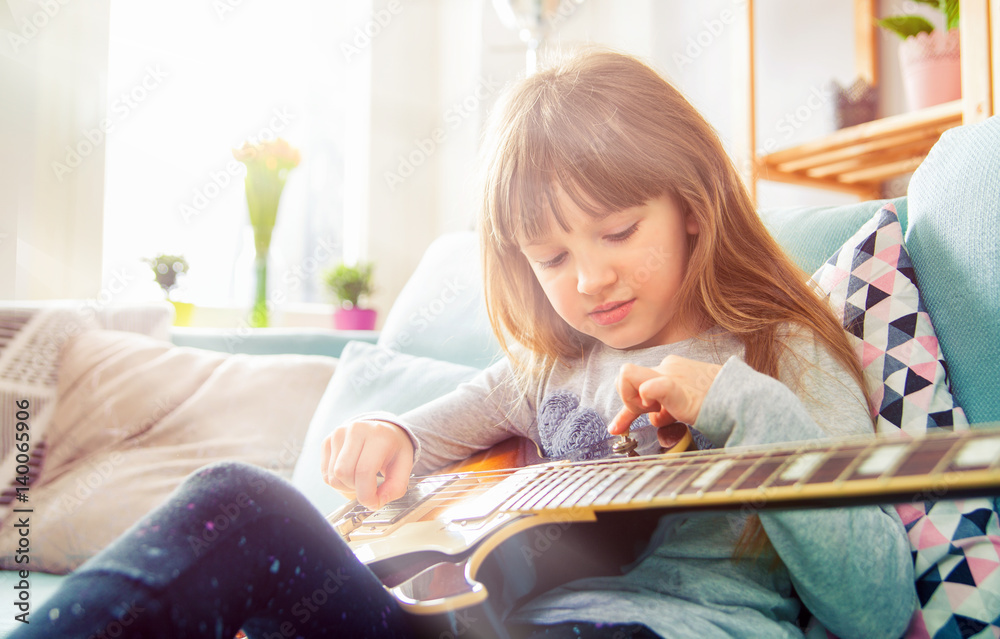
[898,29,961,111]
[333,308,377,330]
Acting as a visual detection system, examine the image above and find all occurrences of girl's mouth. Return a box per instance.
[589,299,635,326]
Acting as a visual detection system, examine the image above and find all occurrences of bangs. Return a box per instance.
[492,81,670,247]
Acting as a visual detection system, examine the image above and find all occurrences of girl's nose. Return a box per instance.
[576,257,617,295]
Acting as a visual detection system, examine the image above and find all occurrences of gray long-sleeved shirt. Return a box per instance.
[375,327,917,638]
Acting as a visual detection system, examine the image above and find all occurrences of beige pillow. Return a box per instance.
[0,330,336,573]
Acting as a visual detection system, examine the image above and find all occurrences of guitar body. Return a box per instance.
[328,426,689,619]
[327,425,1000,631]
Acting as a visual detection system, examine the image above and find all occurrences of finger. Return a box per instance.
[648,407,678,428]
[329,428,364,493]
[353,439,386,511]
[637,376,696,426]
[609,406,644,435]
[615,364,662,424]
[376,449,414,509]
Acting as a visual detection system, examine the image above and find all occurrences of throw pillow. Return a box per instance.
[811,203,968,435]
[291,340,481,516]
[896,498,1000,638]
[811,204,998,638]
[0,302,173,524]
[0,329,335,573]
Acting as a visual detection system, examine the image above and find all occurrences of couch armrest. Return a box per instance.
[169,327,378,358]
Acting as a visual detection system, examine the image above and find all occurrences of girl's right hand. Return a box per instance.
[320,420,415,511]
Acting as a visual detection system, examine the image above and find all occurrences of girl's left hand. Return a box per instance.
[609,355,722,440]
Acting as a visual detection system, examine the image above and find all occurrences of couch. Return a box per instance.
[0,115,997,638]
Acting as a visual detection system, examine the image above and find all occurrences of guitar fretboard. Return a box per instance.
[436,429,1000,522]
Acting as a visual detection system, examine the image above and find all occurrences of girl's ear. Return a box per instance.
[685,214,700,235]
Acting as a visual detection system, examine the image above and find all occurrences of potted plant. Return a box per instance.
[323,261,377,330]
[145,254,193,326]
[877,0,960,111]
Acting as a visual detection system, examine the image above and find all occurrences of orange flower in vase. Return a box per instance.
[233,138,301,327]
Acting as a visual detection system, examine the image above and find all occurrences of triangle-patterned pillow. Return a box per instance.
[811,203,967,435]
[810,204,1000,639]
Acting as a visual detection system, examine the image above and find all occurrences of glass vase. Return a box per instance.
[250,251,269,328]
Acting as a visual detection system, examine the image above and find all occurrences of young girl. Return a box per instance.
[13,49,916,639]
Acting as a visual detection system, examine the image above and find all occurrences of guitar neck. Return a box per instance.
[438,428,1000,521]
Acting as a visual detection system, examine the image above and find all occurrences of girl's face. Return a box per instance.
[518,189,701,350]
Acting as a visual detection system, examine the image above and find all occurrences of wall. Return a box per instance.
[0,1,111,300]
[3,1,921,315]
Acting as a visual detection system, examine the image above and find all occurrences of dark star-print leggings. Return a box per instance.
[10,461,660,639]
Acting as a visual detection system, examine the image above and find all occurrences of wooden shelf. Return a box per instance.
[756,100,964,199]
[735,0,994,202]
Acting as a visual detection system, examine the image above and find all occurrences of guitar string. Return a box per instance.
[339,444,852,519]
[335,434,976,520]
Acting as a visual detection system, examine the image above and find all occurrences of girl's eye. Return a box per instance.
[606,223,639,244]
[537,253,566,269]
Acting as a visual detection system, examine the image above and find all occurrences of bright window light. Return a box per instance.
[103,0,347,309]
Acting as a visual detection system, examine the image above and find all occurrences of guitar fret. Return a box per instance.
[610,465,665,505]
[575,468,628,507]
[551,468,603,509]
[505,467,567,511]
[654,464,703,498]
[952,436,1000,470]
[710,456,760,494]
[809,450,855,484]
[590,468,645,507]
[741,453,797,493]
[832,440,878,487]
[526,468,577,510]
[631,462,688,502]
[769,451,828,488]
[537,468,594,510]
[892,437,958,477]
[856,443,910,477]
[678,458,737,496]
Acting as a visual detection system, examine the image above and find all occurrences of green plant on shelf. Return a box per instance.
[145,254,189,300]
[323,261,375,309]
[877,0,958,39]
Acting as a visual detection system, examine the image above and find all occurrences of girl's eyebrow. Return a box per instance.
[521,236,551,248]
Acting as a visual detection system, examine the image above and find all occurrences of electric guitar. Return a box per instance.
[327,426,1000,619]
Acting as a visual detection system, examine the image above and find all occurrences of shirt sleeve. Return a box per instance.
[693,338,917,639]
[367,358,537,475]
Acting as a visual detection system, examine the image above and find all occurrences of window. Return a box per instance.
[102,0,348,313]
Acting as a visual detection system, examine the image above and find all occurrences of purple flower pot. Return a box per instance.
[333,308,377,330]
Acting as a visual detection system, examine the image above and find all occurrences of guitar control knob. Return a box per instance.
[612,430,639,457]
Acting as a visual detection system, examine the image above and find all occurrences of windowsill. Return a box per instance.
[173,302,378,330]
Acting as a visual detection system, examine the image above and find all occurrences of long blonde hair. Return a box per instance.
[478,49,871,556]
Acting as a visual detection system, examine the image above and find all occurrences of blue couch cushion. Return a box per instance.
[904,116,1000,424]
[377,232,501,369]
[760,196,908,276]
